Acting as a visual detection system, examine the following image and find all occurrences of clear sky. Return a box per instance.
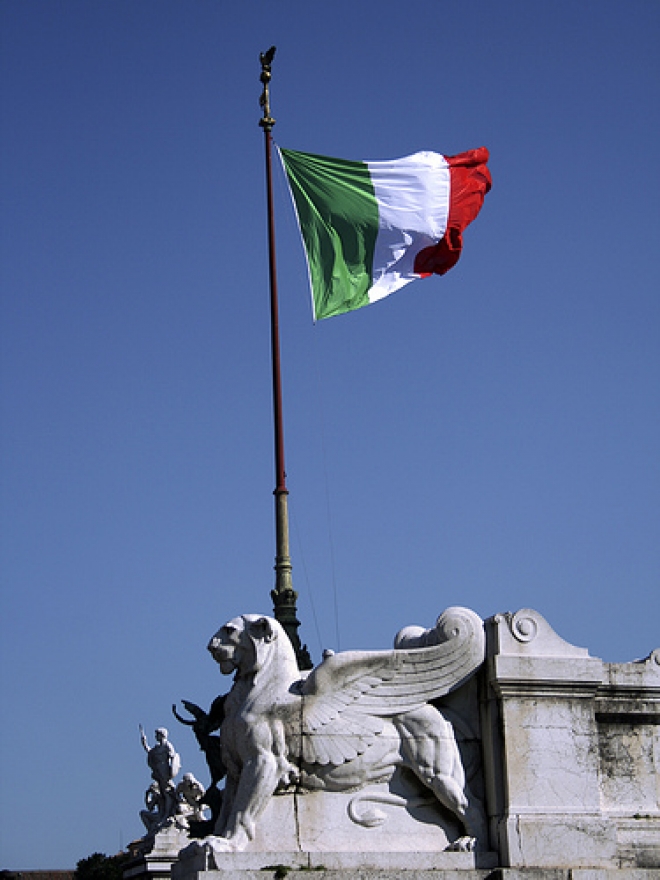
[1,0,659,869]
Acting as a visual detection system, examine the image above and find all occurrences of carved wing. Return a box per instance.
[299,606,484,766]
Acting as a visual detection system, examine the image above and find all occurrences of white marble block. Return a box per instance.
[484,609,659,869]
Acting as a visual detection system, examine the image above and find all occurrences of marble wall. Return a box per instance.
[482,609,660,871]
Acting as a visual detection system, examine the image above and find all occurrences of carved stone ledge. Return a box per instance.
[172,846,498,876]
[487,609,591,659]
[487,655,604,698]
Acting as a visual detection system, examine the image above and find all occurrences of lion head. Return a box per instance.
[208,614,295,678]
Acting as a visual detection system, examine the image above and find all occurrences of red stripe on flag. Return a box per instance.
[414,147,491,277]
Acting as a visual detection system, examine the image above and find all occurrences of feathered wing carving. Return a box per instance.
[299,607,485,766]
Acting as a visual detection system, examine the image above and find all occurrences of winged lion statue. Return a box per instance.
[185,605,486,860]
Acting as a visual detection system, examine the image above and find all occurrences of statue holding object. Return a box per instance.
[172,696,227,835]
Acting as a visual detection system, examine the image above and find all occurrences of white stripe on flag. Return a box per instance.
[367,152,450,303]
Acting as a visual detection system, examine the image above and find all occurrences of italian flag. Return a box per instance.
[279,146,491,321]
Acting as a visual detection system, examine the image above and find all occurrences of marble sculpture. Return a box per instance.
[184,605,487,862]
[140,726,181,823]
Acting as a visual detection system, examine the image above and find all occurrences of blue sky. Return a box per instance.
[1,0,659,869]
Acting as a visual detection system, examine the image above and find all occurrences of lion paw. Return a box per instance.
[207,836,239,855]
[278,769,300,789]
[446,835,477,852]
[276,758,300,789]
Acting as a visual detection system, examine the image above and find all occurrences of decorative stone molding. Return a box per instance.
[483,609,660,870]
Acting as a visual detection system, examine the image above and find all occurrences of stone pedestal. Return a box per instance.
[171,772,498,877]
[173,852,496,878]
[482,609,660,871]
[484,610,616,867]
[125,823,192,880]
[172,871,660,880]
[202,772,469,853]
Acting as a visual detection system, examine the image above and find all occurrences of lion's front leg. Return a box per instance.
[210,748,279,853]
[213,773,237,837]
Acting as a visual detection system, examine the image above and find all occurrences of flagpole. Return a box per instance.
[259,47,311,670]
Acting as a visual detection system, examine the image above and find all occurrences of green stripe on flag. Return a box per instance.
[280,148,379,320]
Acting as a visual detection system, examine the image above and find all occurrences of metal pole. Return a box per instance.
[259,47,311,669]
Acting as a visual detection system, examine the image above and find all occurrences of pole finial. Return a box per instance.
[259,46,276,131]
